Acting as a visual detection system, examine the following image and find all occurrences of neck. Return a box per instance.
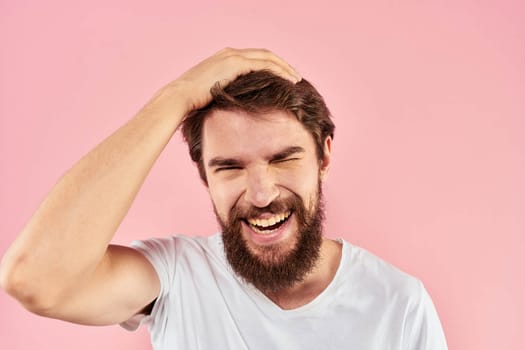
[263,237,342,310]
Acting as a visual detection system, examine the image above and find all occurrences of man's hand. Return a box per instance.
[146,48,302,121]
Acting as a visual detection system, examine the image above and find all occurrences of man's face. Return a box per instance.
[201,109,331,292]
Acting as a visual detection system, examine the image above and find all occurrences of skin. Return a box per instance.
[0,47,335,324]
[203,110,342,308]
[204,110,324,261]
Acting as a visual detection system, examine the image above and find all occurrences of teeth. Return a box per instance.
[247,211,291,229]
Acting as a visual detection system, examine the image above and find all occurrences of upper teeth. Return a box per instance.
[247,211,291,228]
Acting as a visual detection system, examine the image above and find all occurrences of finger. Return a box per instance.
[219,48,301,81]
[237,48,298,73]
[239,48,301,81]
[238,57,302,83]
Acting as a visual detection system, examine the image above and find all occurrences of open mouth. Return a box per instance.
[245,211,292,234]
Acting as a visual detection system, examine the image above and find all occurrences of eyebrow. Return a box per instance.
[208,157,243,168]
[270,146,305,162]
[207,146,305,168]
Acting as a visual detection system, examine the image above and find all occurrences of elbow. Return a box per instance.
[0,252,23,297]
[0,254,58,316]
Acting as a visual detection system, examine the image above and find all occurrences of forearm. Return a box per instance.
[0,88,186,307]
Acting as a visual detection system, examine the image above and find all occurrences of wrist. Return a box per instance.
[140,83,190,129]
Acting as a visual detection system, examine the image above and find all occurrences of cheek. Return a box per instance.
[277,166,320,198]
[208,179,244,220]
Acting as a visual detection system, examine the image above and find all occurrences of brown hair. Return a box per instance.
[181,70,335,183]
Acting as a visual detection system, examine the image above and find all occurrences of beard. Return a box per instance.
[216,185,325,293]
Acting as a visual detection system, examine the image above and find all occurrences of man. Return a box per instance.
[1,48,447,349]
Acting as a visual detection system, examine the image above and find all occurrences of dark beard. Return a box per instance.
[217,187,324,293]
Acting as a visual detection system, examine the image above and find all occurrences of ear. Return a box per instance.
[319,136,332,181]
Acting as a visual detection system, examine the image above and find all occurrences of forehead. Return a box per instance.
[201,109,316,159]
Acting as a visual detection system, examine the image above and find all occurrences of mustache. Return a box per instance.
[229,196,300,222]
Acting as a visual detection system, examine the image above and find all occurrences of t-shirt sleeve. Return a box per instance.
[119,236,177,332]
[403,281,448,350]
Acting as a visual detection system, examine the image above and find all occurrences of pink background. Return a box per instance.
[1,0,524,349]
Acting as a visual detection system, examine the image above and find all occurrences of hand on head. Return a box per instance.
[149,48,302,119]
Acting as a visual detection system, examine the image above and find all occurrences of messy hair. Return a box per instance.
[181,70,335,183]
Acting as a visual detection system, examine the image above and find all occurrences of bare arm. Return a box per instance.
[0,48,301,325]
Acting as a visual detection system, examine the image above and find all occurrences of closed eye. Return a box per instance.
[272,157,300,164]
[208,157,244,173]
[269,146,305,164]
[215,166,242,173]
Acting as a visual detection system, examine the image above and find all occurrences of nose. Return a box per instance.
[244,166,279,208]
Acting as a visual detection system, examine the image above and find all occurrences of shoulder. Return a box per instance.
[338,241,448,347]
[131,233,220,254]
[129,233,225,271]
[340,240,423,301]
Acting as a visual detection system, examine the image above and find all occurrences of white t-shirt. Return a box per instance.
[122,234,447,349]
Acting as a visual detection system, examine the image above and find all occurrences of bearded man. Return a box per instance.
[1,48,448,349]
